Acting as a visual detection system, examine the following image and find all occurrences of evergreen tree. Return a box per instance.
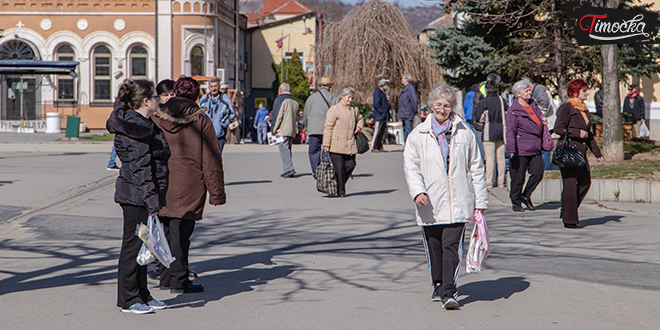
[271,50,310,109]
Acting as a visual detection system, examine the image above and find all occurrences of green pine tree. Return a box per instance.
[271,49,310,109]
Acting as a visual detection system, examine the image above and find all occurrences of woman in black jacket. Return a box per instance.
[106,79,170,314]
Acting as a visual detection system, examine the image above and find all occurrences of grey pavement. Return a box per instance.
[0,142,659,329]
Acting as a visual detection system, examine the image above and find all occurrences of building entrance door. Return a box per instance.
[0,39,42,120]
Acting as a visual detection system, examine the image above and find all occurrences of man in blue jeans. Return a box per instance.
[398,74,418,143]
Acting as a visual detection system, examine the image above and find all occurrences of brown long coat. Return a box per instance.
[323,103,364,155]
[553,102,602,168]
[152,97,226,221]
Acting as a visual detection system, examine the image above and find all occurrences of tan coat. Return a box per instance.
[323,103,364,155]
[273,97,299,138]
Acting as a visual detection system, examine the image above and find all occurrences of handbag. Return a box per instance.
[551,132,586,168]
[542,124,554,151]
[316,151,338,195]
[355,132,369,154]
[228,117,240,130]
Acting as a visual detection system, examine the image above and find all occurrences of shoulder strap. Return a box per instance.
[318,90,331,108]
[500,96,507,144]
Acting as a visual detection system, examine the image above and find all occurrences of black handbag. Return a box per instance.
[355,132,369,154]
[551,132,586,168]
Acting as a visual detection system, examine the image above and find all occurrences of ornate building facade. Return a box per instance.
[0,0,243,130]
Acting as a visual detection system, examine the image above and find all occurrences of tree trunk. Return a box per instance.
[601,0,624,162]
[553,1,569,102]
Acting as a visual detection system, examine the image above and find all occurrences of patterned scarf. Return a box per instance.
[431,115,452,171]
[569,98,589,126]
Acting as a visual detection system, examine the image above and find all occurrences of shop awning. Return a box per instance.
[0,60,79,76]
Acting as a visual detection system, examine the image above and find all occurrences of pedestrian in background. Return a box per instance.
[272,83,299,178]
[157,79,176,104]
[106,79,169,314]
[553,79,603,229]
[303,77,339,177]
[404,85,488,310]
[371,77,389,152]
[322,87,363,197]
[200,78,234,154]
[398,73,418,142]
[152,86,226,294]
[506,78,546,212]
[623,85,645,138]
[253,102,269,144]
[474,73,507,188]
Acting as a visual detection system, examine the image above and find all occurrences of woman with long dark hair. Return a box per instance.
[106,79,170,314]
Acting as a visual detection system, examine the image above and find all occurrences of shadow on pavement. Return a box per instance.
[346,189,397,197]
[580,215,623,227]
[351,173,374,178]
[225,180,273,186]
[535,203,561,210]
[458,276,530,306]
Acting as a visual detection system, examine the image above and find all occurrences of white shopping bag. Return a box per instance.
[640,121,650,138]
[268,130,285,145]
[136,215,176,268]
[466,210,489,274]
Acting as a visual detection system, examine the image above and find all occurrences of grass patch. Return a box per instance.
[76,134,115,141]
[542,160,660,181]
[624,140,660,155]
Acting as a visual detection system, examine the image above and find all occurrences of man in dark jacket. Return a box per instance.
[473,74,507,188]
[623,85,645,138]
[371,77,389,152]
[303,77,339,177]
[594,89,603,116]
[398,74,418,142]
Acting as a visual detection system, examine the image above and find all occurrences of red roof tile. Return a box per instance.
[245,0,311,25]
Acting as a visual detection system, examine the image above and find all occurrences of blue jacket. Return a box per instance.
[253,107,269,126]
[200,92,235,139]
[398,83,418,120]
[373,87,389,122]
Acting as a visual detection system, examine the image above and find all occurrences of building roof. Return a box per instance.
[422,13,452,31]
[241,0,311,26]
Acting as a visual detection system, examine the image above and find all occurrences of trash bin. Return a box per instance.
[65,116,80,138]
[45,112,62,133]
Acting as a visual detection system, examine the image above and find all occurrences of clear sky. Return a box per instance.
[341,0,443,8]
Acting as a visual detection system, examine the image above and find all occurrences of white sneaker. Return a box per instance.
[121,302,154,314]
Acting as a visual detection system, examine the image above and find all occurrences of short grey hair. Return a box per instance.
[209,78,220,85]
[428,85,457,110]
[511,78,534,98]
[279,83,290,92]
[340,87,356,97]
[403,74,412,81]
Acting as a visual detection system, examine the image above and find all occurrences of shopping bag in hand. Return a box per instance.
[316,151,338,195]
[267,130,285,145]
[466,210,489,274]
[136,215,176,268]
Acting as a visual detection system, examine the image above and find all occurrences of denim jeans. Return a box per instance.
[108,146,117,167]
[257,123,268,144]
[307,135,323,177]
[402,119,413,143]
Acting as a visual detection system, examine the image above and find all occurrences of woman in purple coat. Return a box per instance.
[506,78,549,212]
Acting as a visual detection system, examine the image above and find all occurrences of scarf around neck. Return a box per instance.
[569,98,589,126]
[431,115,452,171]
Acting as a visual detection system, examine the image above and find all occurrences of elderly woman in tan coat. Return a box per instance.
[323,87,364,197]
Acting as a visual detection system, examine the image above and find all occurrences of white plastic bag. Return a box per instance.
[136,242,156,266]
[267,130,285,145]
[135,215,176,268]
[466,210,489,274]
[640,121,650,138]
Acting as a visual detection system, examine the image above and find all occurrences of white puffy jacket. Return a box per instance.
[404,114,488,226]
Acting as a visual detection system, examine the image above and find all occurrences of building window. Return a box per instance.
[56,44,76,101]
[93,45,112,102]
[129,45,148,79]
[191,46,204,76]
[285,50,305,65]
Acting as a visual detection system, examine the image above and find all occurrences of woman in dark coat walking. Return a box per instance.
[152,77,226,293]
[506,78,547,212]
[553,79,603,228]
[106,79,170,314]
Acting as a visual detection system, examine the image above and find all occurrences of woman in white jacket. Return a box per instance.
[404,85,488,309]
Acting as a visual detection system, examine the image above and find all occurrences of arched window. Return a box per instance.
[56,44,76,101]
[129,45,148,79]
[93,45,112,102]
[191,46,204,76]
[0,40,36,60]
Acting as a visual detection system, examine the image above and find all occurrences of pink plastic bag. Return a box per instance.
[466,210,489,274]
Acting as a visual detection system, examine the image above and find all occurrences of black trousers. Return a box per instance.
[117,205,152,308]
[559,166,591,224]
[329,152,356,196]
[509,154,544,205]
[308,135,323,178]
[159,217,196,289]
[422,223,466,298]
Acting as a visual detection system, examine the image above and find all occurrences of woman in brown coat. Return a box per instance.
[323,87,364,197]
[152,77,226,293]
[553,79,603,229]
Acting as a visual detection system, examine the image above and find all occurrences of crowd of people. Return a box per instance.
[106,72,613,313]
